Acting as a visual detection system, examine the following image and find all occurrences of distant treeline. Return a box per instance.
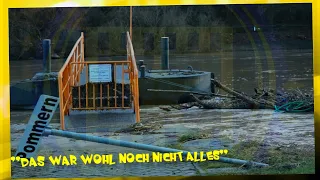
[9,4,312,60]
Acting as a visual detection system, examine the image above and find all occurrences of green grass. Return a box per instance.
[166,143,184,150]
[198,140,315,175]
[211,160,315,175]
[177,132,210,143]
[166,132,314,175]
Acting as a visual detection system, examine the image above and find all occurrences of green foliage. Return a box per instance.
[177,132,209,143]
[9,4,312,60]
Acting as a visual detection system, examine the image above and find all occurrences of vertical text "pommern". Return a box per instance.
[16,97,59,158]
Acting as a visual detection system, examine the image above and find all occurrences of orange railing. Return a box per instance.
[58,31,140,130]
[70,61,133,111]
[58,32,85,130]
[126,31,140,123]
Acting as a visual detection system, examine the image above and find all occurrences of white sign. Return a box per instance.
[15,95,60,159]
[89,64,112,83]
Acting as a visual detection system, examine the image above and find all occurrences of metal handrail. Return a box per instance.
[58,31,140,130]
[126,31,140,122]
[58,32,85,130]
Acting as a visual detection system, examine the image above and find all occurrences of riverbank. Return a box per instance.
[10,106,315,178]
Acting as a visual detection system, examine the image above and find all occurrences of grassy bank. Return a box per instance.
[165,130,314,175]
[199,140,314,175]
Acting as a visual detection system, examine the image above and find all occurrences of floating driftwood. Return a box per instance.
[210,79,274,109]
[162,79,314,112]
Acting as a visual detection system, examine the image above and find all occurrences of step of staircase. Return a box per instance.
[64,108,136,133]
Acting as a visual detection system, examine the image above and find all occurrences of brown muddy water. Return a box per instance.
[9,50,314,178]
[10,50,313,94]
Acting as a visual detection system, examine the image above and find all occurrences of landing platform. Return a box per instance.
[78,65,209,85]
[10,61,212,109]
[64,108,136,133]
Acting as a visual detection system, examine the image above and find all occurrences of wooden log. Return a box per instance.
[189,94,251,109]
[171,102,199,109]
[189,94,215,109]
[211,79,275,109]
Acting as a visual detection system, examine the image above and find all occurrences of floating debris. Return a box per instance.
[170,79,313,113]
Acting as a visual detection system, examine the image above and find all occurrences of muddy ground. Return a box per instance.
[10,106,315,178]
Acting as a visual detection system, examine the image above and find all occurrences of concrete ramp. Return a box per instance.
[64,109,136,133]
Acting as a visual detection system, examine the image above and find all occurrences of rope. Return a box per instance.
[144,76,208,93]
[274,101,313,113]
[144,76,236,98]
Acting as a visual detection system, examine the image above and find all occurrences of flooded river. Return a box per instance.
[9,50,315,178]
[10,49,313,95]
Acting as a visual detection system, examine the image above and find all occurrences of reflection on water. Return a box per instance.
[10,50,313,95]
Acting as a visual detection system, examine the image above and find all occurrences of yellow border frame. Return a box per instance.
[0,0,318,179]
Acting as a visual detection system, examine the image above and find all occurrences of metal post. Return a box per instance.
[138,60,144,68]
[42,39,52,73]
[140,65,146,78]
[161,37,169,70]
[43,128,268,167]
[211,72,215,93]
